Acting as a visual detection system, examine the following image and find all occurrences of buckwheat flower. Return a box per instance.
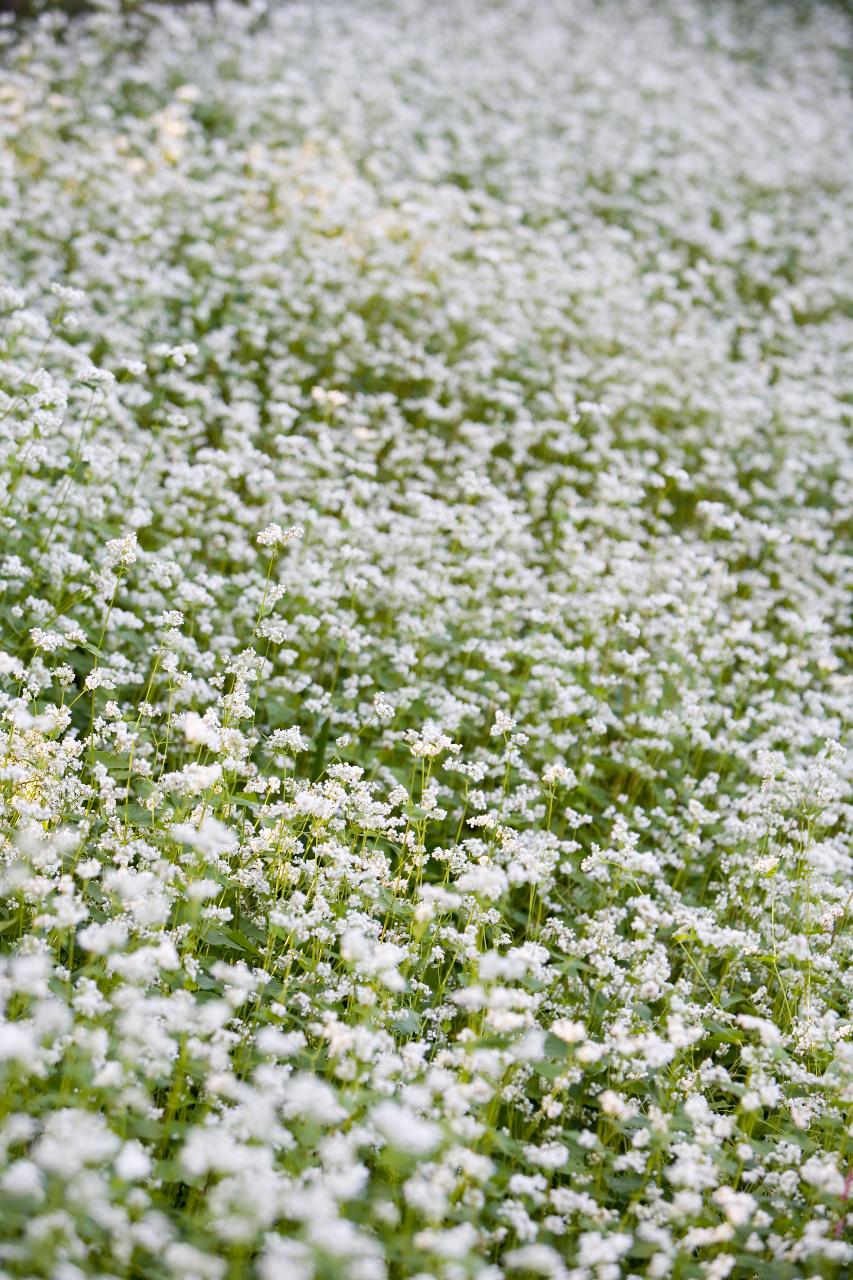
[551,1018,586,1044]
[29,629,66,653]
[256,621,288,644]
[414,1222,478,1258]
[187,878,220,902]
[165,342,198,368]
[371,1101,442,1155]
[341,928,407,990]
[258,1238,314,1280]
[181,710,222,751]
[0,0,849,1268]
[280,1074,345,1125]
[268,726,309,753]
[0,1022,35,1063]
[373,692,395,721]
[78,364,115,388]
[713,1187,756,1227]
[735,1014,783,1046]
[456,864,508,900]
[504,1244,568,1276]
[311,386,349,409]
[35,1110,120,1174]
[542,762,577,787]
[491,709,516,737]
[512,1029,547,1061]
[800,1154,846,1196]
[405,725,462,758]
[0,651,24,678]
[115,1141,152,1182]
[576,1040,607,1065]
[163,1243,225,1280]
[0,285,26,311]
[525,1142,569,1170]
[256,523,303,547]
[599,1090,637,1122]
[0,1160,44,1200]
[578,1231,633,1266]
[171,814,235,856]
[84,668,116,692]
[255,1027,306,1057]
[163,762,222,795]
[103,532,138,568]
[77,920,128,955]
[50,283,86,305]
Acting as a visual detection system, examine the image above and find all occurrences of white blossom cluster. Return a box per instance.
[0,1,851,1278]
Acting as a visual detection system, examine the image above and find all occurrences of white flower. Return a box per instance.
[0,651,24,678]
[371,1102,442,1155]
[171,814,235,856]
[50,282,86,305]
[598,1090,635,1121]
[163,763,222,796]
[255,1027,306,1057]
[735,1015,783,1046]
[280,1075,345,1125]
[84,668,116,691]
[713,1187,756,1227]
[182,711,222,751]
[491,709,516,737]
[505,1244,567,1275]
[551,1018,586,1044]
[578,1231,633,1266]
[405,725,462,758]
[256,523,303,548]
[163,1244,225,1280]
[456,864,509,901]
[373,692,395,722]
[800,1154,845,1196]
[268,726,309,753]
[0,1160,43,1200]
[104,532,138,567]
[115,1141,153,1181]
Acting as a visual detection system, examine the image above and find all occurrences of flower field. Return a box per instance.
[0,1,851,1277]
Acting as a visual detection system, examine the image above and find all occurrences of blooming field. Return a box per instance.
[0,1,851,1277]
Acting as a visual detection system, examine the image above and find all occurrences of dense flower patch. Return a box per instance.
[0,1,851,1277]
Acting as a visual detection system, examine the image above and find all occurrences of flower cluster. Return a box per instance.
[0,1,850,1278]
